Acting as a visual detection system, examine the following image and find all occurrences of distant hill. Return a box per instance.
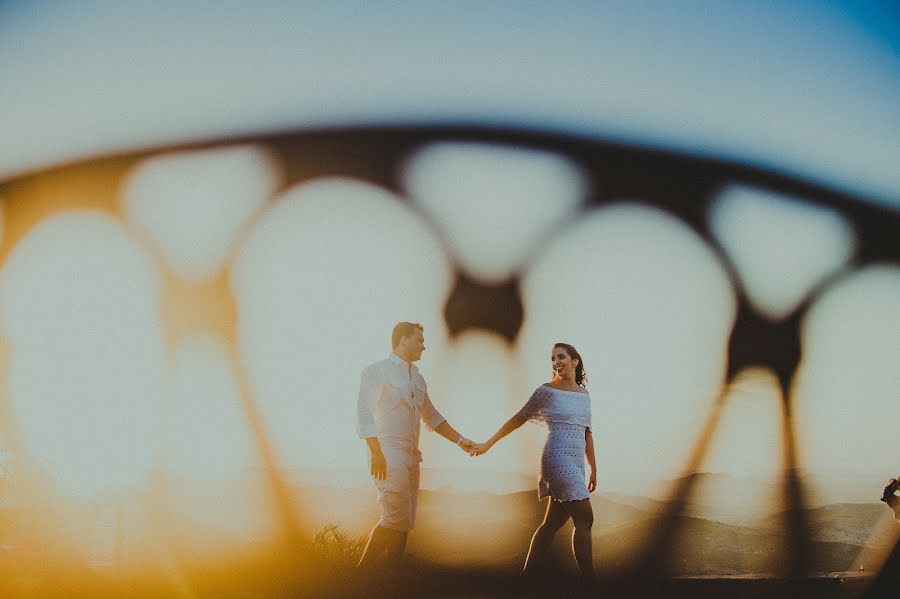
[408,487,886,575]
[246,466,535,494]
[145,470,896,576]
[608,472,892,527]
[250,467,891,506]
[602,515,867,576]
[766,503,895,546]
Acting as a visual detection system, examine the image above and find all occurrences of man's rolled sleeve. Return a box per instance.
[420,389,446,432]
[357,366,380,439]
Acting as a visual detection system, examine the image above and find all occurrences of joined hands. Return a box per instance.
[457,437,476,453]
[468,442,490,457]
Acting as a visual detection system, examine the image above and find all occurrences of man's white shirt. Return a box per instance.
[356,353,446,454]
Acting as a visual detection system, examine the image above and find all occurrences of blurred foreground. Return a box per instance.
[2,474,897,598]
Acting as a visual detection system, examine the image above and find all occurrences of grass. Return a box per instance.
[310,523,367,568]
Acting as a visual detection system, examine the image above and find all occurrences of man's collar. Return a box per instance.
[389,352,416,370]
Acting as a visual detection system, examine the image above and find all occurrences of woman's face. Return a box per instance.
[551,346,578,379]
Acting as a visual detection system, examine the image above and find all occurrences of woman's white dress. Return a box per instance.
[517,385,593,502]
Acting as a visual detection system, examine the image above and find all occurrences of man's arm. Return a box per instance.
[364,437,387,480]
[433,420,475,451]
[357,367,386,479]
[420,385,474,451]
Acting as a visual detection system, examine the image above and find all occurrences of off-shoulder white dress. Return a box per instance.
[516,385,593,501]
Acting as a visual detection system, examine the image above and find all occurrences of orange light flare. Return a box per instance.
[160,270,238,347]
[0,162,311,590]
[0,161,144,581]
[0,157,139,262]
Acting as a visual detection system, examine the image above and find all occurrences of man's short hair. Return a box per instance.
[392,322,423,349]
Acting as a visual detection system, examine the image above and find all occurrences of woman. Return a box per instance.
[473,342,597,578]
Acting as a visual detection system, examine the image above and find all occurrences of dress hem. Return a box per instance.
[538,492,591,502]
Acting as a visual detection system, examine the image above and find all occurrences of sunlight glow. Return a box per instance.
[412,331,541,566]
[232,177,453,474]
[420,330,541,493]
[1,2,898,585]
[122,145,279,283]
[0,138,893,585]
[403,143,585,282]
[520,202,735,494]
[794,266,900,491]
[165,333,260,481]
[693,368,785,526]
[160,473,278,554]
[710,184,856,319]
[0,212,166,498]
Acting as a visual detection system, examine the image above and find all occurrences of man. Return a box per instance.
[356,322,474,567]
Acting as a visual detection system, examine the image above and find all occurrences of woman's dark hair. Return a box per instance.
[554,342,588,388]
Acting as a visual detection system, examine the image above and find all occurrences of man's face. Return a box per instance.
[401,329,426,362]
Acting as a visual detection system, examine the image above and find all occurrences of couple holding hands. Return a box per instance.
[356,322,597,579]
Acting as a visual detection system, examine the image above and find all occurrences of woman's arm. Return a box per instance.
[585,429,597,492]
[475,413,528,455]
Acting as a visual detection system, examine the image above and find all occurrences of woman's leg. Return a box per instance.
[560,498,595,578]
[523,499,570,573]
